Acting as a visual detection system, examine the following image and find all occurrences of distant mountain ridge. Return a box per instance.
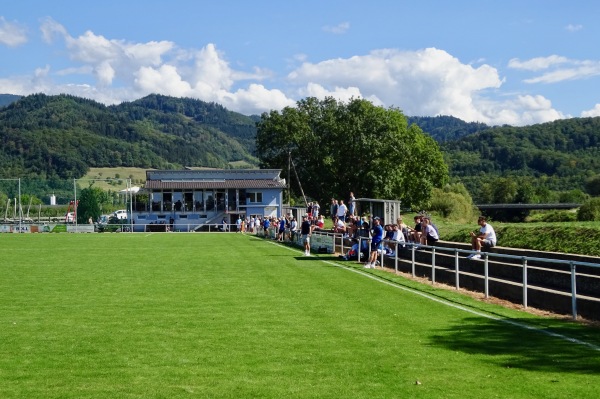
[0,94,21,108]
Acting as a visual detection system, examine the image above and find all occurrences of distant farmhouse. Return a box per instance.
[131,169,286,232]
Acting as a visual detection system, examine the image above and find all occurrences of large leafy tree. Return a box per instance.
[77,185,109,224]
[256,97,448,209]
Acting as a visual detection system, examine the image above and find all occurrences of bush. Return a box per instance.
[528,210,577,223]
[577,197,600,221]
[429,185,477,222]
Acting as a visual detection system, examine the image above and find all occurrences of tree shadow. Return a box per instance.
[429,317,600,374]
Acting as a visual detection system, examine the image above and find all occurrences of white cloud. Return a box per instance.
[565,24,583,32]
[508,55,569,71]
[289,48,507,123]
[509,55,600,84]
[322,22,350,34]
[523,61,600,84]
[0,16,28,47]
[581,104,600,117]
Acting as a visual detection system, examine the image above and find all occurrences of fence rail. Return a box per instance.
[330,232,600,321]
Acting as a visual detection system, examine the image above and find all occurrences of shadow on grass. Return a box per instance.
[429,317,600,374]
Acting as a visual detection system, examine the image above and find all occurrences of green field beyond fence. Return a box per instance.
[1,233,599,398]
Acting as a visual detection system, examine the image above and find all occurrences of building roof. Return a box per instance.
[144,179,287,190]
[143,168,287,190]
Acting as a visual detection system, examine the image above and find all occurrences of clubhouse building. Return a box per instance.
[131,169,286,232]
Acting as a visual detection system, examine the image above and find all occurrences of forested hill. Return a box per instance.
[407,115,490,141]
[0,93,258,180]
[442,117,600,193]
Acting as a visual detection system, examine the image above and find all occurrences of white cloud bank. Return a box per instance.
[0,18,575,126]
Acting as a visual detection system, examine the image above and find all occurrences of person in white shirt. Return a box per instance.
[467,216,497,260]
[337,200,348,222]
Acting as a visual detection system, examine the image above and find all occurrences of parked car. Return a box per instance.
[97,215,110,226]
[113,210,128,220]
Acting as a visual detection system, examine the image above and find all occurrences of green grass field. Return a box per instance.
[1,233,599,398]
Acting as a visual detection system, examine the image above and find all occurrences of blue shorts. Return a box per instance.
[371,241,382,252]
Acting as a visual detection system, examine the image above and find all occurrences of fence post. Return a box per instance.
[484,253,489,299]
[522,258,528,308]
[454,249,459,290]
[570,262,577,320]
[411,245,416,277]
[431,247,436,284]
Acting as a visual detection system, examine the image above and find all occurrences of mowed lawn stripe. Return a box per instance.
[1,233,599,399]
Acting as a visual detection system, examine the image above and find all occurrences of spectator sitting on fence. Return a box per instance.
[420,217,439,246]
[396,216,409,241]
[333,217,346,235]
[313,215,325,231]
[467,216,497,260]
[384,224,394,240]
[347,217,359,239]
[408,215,423,243]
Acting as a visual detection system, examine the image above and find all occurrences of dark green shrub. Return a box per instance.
[577,197,600,221]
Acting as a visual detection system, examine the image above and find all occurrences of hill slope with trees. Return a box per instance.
[441,117,600,202]
[0,93,258,181]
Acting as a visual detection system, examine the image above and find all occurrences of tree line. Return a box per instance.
[2,93,600,213]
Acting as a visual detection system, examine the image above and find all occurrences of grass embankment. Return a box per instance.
[438,221,600,257]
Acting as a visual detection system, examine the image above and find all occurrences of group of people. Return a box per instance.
[359,213,497,267]
[233,191,497,263]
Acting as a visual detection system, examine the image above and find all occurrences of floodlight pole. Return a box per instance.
[18,178,22,233]
[74,179,78,230]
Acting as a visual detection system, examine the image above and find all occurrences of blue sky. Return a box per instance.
[1,0,599,126]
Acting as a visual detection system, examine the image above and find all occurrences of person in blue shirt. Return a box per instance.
[365,216,384,268]
[277,217,286,241]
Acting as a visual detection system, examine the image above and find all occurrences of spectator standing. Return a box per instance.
[331,199,339,222]
[337,200,348,222]
[364,217,384,268]
[301,215,313,256]
[290,217,298,241]
[467,216,497,260]
[312,201,320,221]
[348,192,356,217]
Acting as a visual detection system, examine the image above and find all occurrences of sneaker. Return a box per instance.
[471,254,482,260]
[363,263,372,268]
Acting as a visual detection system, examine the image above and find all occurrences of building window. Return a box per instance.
[246,192,263,203]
